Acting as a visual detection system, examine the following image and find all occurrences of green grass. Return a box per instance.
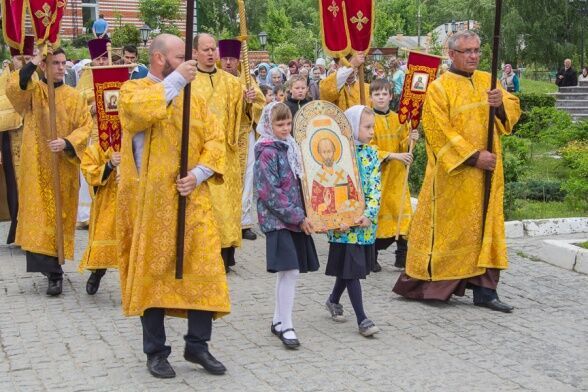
[522,154,570,182]
[508,200,588,221]
[520,79,558,94]
[577,241,588,249]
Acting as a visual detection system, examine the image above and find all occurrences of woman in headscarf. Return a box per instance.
[256,62,272,86]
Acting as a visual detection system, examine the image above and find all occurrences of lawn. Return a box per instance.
[578,241,588,249]
[507,200,588,220]
[519,79,558,94]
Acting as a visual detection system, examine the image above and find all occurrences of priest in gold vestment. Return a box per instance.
[393,31,521,313]
[6,47,92,296]
[320,53,371,111]
[118,34,230,379]
[0,37,35,244]
[218,39,265,242]
[192,34,244,271]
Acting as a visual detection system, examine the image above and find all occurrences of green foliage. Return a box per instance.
[560,141,588,207]
[71,33,94,48]
[111,24,141,48]
[516,93,556,112]
[501,136,531,183]
[506,200,588,220]
[516,107,574,146]
[272,42,300,64]
[519,79,558,95]
[60,41,90,61]
[139,0,181,32]
[506,180,566,202]
[373,1,404,47]
[408,138,426,197]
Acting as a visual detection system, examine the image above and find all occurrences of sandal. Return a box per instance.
[279,328,300,349]
[271,322,282,337]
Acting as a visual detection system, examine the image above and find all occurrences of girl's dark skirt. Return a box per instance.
[266,229,320,273]
[325,242,375,279]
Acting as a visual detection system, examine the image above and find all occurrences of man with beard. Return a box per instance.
[218,39,265,241]
[192,33,244,271]
[118,33,230,378]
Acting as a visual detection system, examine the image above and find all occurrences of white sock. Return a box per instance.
[273,273,282,332]
[277,269,299,340]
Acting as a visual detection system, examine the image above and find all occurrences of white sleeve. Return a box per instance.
[189,165,214,185]
[336,67,354,90]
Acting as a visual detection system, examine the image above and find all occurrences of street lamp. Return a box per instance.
[372,49,383,62]
[451,20,457,34]
[258,31,268,51]
[139,24,151,47]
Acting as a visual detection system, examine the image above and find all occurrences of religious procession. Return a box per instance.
[0,0,586,390]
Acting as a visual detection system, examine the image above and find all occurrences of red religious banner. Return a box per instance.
[397,51,442,129]
[91,66,130,152]
[1,0,67,51]
[319,0,349,57]
[319,0,373,57]
[345,0,374,52]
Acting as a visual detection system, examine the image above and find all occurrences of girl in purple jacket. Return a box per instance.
[254,102,319,350]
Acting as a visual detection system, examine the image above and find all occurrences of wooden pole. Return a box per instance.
[46,46,65,264]
[175,0,195,279]
[394,137,415,241]
[482,0,503,234]
[358,64,366,105]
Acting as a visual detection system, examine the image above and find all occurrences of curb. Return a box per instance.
[540,238,588,275]
[505,217,588,239]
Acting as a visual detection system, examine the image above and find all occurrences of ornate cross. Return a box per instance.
[350,11,368,31]
[328,0,339,17]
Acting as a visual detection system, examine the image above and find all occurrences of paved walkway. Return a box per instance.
[0,222,586,391]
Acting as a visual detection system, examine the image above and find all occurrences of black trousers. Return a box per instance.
[375,236,407,259]
[221,247,236,268]
[26,251,63,278]
[140,308,213,359]
[1,132,19,244]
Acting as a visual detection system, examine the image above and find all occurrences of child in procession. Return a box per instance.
[324,105,382,337]
[260,84,275,105]
[369,79,419,272]
[273,85,286,102]
[254,102,320,350]
[284,74,312,120]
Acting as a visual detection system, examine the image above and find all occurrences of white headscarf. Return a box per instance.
[255,102,304,177]
[344,105,367,145]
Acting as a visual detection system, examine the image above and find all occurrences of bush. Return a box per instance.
[506,180,566,202]
[560,141,588,206]
[515,92,556,112]
[71,33,94,48]
[111,24,141,48]
[501,136,531,183]
[516,106,573,145]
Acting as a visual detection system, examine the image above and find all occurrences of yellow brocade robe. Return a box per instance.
[118,77,230,318]
[406,71,521,281]
[79,144,118,271]
[6,73,93,259]
[320,71,371,110]
[193,68,243,248]
[237,73,265,182]
[371,112,412,238]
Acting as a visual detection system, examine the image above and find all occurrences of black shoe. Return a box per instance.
[46,277,63,296]
[279,328,300,349]
[242,228,257,241]
[146,355,176,379]
[474,298,514,313]
[394,253,406,269]
[271,322,282,337]
[372,261,382,273]
[86,270,105,295]
[184,350,226,375]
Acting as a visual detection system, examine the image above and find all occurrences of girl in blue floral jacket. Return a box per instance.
[324,105,382,337]
[254,102,319,350]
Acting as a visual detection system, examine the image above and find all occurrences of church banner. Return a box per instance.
[397,51,442,129]
[1,0,68,51]
[91,66,130,152]
[319,0,373,57]
[294,101,365,232]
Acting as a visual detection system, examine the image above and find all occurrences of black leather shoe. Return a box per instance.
[184,350,226,375]
[271,322,282,337]
[372,261,382,273]
[394,253,406,269]
[279,328,300,349]
[46,278,63,296]
[146,355,176,379]
[242,228,257,241]
[474,298,514,313]
[86,270,105,295]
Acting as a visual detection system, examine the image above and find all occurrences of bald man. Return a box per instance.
[118,33,230,379]
[556,58,578,87]
[192,34,244,272]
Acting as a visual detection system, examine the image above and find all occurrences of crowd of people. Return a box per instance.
[0,29,521,379]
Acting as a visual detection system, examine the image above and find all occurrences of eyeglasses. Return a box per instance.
[452,48,481,56]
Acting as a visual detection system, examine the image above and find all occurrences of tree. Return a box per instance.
[139,0,182,34]
[111,24,141,48]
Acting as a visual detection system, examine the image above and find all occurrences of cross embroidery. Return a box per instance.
[350,11,368,31]
[334,170,345,183]
[318,171,329,183]
[328,0,339,17]
[34,3,52,27]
